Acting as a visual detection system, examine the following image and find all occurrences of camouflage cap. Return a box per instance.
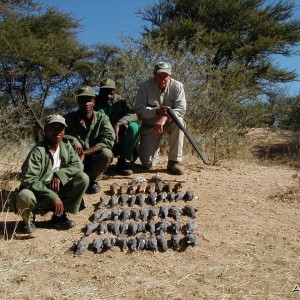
[100,78,116,89]
[154,61,172,75]
[76,86,96,98]
[45,114,67,127]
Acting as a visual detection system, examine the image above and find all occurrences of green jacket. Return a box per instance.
[20,140,84,203]
[64,111,115,150]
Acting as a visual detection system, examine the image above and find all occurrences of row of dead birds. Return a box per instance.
[93,204,197,223]
[74,231,198,255]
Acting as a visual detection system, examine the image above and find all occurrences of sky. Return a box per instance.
[41,0,300,96]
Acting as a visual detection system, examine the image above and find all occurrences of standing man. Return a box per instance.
[135,62,186,175]
[96,78,139,175]
[13,114,89,234]
[64,86,115,193]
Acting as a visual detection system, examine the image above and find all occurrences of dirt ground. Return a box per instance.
[0,130,300,300]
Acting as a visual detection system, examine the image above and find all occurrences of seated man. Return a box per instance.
[96,78,139,175]
[13,114,89,234]
[64,86,115,193]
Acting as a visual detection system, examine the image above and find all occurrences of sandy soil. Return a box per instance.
[0,135,300,299]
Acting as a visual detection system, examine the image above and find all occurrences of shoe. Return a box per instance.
[21,210,36,234]
[88,181,100,194]
[117,158,133,176]
[51,212,76,230]
[22,222,37,234]
[167,160,184,175]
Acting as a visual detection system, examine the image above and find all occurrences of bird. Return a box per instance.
[98,196,110,209]
[84,222,96,236]
[98,209,112,222]
[183,233,198,246]
[173,182,183,193]
[127,183,139,195]
[145,219,156,233]
[168,206,182,220]
[169,220,181,234]
[109,182,119,195]
[167,191,176,202]
[155,181,164,193]
[136,193,145,207]
[109,195,119,207]
[184,190,194,201]
[128,194,137,206]
[119,194,129,206]
[116,234,128,250]
[183,219,197,234]
[130,208,140,222]
[136,182,147,194]
[137,222,146,233]
[147,234,158,251]
[128,221,138,235]
[74,237,89,256]
[171,234,181,250]
[103,236,116,249]
[156,234,168,251]
[148,192,158,206]
[139,207,149,222]
[155,219,169,234]
[157,191,168,202]
[111,207,120,222]
[120,208,131,222]
[127,238,138,251]
[112,222,121,235]
[174,191,185,201]
[118,182,128,195]
[93,209,102,222]
[146,182,156,194]
[150,175,163,183]
[93,237,103,253]
[128,176,146,185]
[149,206,160,219]
[164,182,175,193]
[137,235,147,251]
[181,205,198,218]
[159,204,169,219]
[98,222,108,234]
[119,222,129,234]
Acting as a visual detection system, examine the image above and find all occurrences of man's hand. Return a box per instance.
[50,174,61,193]
[154,116,168,134]
[74,141,83,155]
[53,198,64,216]
[156,106,169,117]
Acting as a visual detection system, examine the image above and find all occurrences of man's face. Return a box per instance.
[99,88,115,107]
[44,123,65,144]
[154,72,171,90]
[77,96,95,115]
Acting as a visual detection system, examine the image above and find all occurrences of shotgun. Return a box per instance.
[167,107,209,164]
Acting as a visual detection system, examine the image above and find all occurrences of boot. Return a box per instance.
[21,209,36,234]
[51,212,75,230]
[167,160,184,175]
[117,158,133,176]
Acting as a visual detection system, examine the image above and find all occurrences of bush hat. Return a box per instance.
[154,62,172,75]
[77,86,96,98]
[45,114,67,127]
[100,78,116,89]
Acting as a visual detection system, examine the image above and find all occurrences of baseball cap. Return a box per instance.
[45,114,67,127]
[100,78,116,89]
[154,62,172,75]
[76,86,96,98]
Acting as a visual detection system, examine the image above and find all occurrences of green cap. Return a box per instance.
[154,61,172,75]
[45,114,67,127]
[77,86,96,98]
[100,78,116,89]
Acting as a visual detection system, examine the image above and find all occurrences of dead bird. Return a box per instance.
[110,182,119,195]
[167,191,176,201]
[136,193,145,207]
[120,208,131,222]
[164,182,175,193]
[181,205,198,218]
[131,208,140,222]
[127,238,138,251]
[183,190,194,201]
[182,219,197,234]
[139,207,150,222]
[173,182,183,193]
[136,182,147,194]
[111,207,120,222]
[137,235,147,251]
[93,209,102,222]
[118,182,128,195]
[137,222,146,233]
[98,196,110,209]
[93,237,103,253]
[169,220,181,234]
[149,206,160,219]
[98,222,108,234]
[183,233,198,246]
[156,234,168,251]
[145,219,156,233]
[116,234,128,250]
[159,204,169,219]
[171,234,181,250]
[148,192,158,206]
[146,182,156,194]
[107,222,120,235]
[84,222,96,236]
[168,206,182,220]
[103,236,116,249]
[109,195,119,207]
[155,219,169,234]
[119,194,129,206]
[147,234,158,251]
[119,222,129,234]
[74,237,89,256]
[150,175,163,183]
[155,181,164,193]
[127,183,139,195]
[128,221,138,235]
[98,209,112,222]
[128,194,137,206]
[128,176,146,186]
[157,191,168,202]
[174,191,185,202]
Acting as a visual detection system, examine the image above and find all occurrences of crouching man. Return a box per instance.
[13,114,89,234]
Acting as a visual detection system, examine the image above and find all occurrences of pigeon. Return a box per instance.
[156,234,168,251]
[171,234,181,250]
[127,184,139,195]
[99,209,112,222]
[174,191,185,202]
[103,236,116,249]
[109,195,119,207]
[146,182,156,194]
[183,219,197,234]
[128,194,137,206]
[149,206,160,219]
[184,190,194,201]
[119,222,129,234]
[136,182,147,194]
[148,192,158,206]
[157,191,168,202]
[110,182,119,195]
[116,234,128,250]
[107,222,115,233]
[98,222,108,234]
[112,222,120,235]
[93,237,103,253]
[173,182,183,193]
[181,205,198,218]
[120,208,131,222]
[183,233,198,246]
[169,220,181,234]
[147,234,158,251]
[98,196,110,209]
[128,176,146,185]
[118,183,128,195]
[167,191,176,201]
[93,209,102,222]
[155,181,164,193]
[136,193,145,207]
[168,206,182,220]
[146,219,156,233]
[84,222,96,236]
[127,238,138,251]
[119,194,129,206]
[128,221,138,235]
[150,175,163,183]
[137,222,146,233]
[159,204,169,219]
[74,237,89,256]
[111,208,120,222]
[155,220,169,234]
[137,235,147,251]
[139,207,149,222]
[131,208,140,222]
[164,182,175,192]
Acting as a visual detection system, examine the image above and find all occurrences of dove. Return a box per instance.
[93,209,102,222]
[136,193,145,207]
[148,192,158,206]
[184,233,198,246]
[149,206,160,219]
[84,222,96,236]
[127,184,139,195]
[137,235,147,251]
[168,206,182,220]
[128,195,137,206]
[174,191,185,202]
[74,237,89,256]
[156,234,168,251]
[159,204,169,219]
[93,237,103,253]
[147,234,158,251]
[119,222,129,234]
[145,219,156,233]
[118,183,128,195]
[111,208,120,222]
[155,219,169,234]
[171,234,181,250]
[167,191,176,201]
[173,182,183,193]
[137,222,146,233]
[128,176,146,185]
[169,220,181,234]
[136,182,147,194]
[184,190,194,201]
[120,208,131,222]
[127,238,138,251]
[146,182,156,194]
[109,195,119,207]
[98,222,108,234]
[140,207,150,222]
[181,205,198,218]
[110,182,119,195]
[155,181,164,193]
[164,182,175,192]
[103,236,116,249]
[119,194,129,206]
[116,234,128,250]
[131,208,140,222]
[128,221,138,235]
[112,222,121,235]
[98,196,110,209]
[183,219,197,234]
[99,209,112,222]
[150,175,163,183]
[157,191,168,202]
